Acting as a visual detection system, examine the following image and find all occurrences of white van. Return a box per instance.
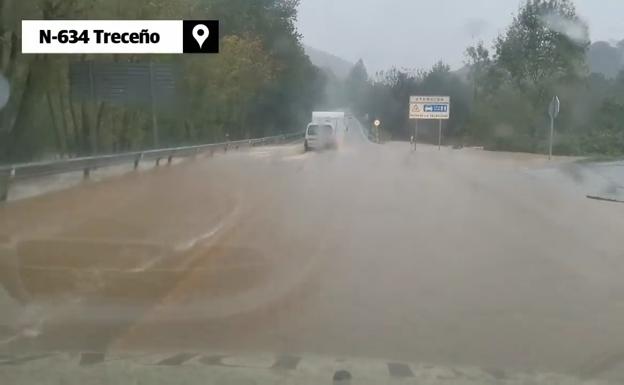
[304,122,337,151]
[312,111,346,134]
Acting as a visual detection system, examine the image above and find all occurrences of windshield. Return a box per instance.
[308,124,333,136]
[321,125,334,135]
[1,1,624,384]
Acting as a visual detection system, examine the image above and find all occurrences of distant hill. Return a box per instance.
[587,40,624,78]
[306,41,624,81]
[455,40,624,81]
[304,45,354,79]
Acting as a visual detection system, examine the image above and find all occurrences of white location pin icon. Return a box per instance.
[192,24,210,49]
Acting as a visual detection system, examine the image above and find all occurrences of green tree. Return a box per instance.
[1,0,325,162]
[465,0,591,152]
[495,0,588,96]
[465,41,491,102]
[580,99,624,155]
[184,35,274,141]
[345,59,370,116]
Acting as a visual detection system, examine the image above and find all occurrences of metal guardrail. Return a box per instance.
[0,132,304,201]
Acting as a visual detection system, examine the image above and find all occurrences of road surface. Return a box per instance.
[1,120,624,382]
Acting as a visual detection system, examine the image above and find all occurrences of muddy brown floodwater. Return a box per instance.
[1,122,624,382]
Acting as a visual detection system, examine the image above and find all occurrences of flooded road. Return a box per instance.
[1,121,624,381]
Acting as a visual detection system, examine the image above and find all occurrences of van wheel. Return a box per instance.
[304,141,309,152]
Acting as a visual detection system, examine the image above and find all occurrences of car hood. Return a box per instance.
[0,351,619,385]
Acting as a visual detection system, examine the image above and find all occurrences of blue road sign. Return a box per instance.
[424,105,448,113]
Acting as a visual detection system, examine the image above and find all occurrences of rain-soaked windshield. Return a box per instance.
[1,1,624,384]
[307,125,333,136]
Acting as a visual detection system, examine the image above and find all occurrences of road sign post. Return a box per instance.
[374,119,381,143]
[413,120,418,150]
[548,96,560,160]
[438,120,442,150]
[409,96,450,151]
[549,118,554,160]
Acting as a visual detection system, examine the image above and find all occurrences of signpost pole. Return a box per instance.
[414,120,418,150]
[438,119,442,150]
[549,116,554,160]
[548,96,560,161]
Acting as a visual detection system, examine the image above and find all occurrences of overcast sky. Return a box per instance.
[298,0,624,73]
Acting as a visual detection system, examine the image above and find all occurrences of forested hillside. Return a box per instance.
[0,0,324,162]
[340,0,624,156]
